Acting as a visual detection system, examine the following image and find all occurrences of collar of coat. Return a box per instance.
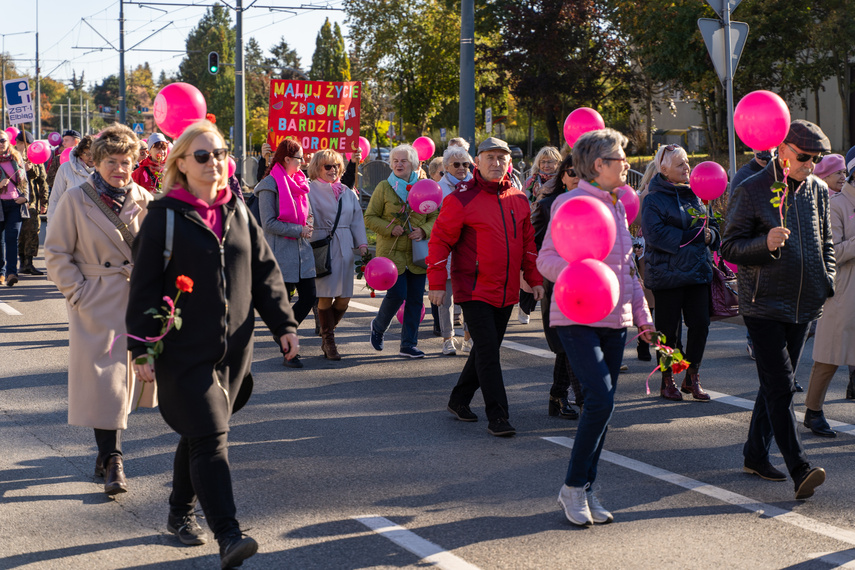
[459,169,514,195]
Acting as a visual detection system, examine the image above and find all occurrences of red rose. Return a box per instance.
[671,360,690,374]
[176,275,194,293]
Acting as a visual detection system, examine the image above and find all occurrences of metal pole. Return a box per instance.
[119,0,126,124]
[234,0,246,182]
[35,1,40,137]
[67,96,71,132]
[2,59,5,131]
[59,102,63,131]
[724,2,737,180]
[458,0,475,149]
[80,92,83,134]
[86,99,89,134]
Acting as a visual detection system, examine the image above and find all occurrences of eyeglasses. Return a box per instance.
[323,164,339,171]
[785,143,822,164]
[290,155,304,161]
[452,162,470,169]
[601,157,628,164]
[186,148,228,164]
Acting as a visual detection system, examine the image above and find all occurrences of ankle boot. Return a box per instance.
[660,371,682,401]
[318,307,341,360]
[26,257,43,276]
[104,455,128,495]
[847,369,855,400]
[681,368,710,401]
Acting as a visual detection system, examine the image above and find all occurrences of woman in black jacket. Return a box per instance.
[126,120,299,569]
[641,144,720,402]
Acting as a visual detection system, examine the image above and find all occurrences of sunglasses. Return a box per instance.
[0,139,7,144]
[186,148,228,164]
[566,168,577,177]
[323,164,339,171]
[785,143,823,164]
[452,162,470,169]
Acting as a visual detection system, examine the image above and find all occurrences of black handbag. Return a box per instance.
[310,198,343,278]
[710,257,739,321]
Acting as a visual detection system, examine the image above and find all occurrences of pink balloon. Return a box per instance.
[48,132,61,146]
[27,140,52,165]
[563,108,605,147]
[5,127,19,143]
[60,147,73,164]
[734,90,791,151]
[618,185,640,224]
[153,82,207,139]
[228,156,236,178]
[396,301,426,324]
[554,259,620,324]
[412,136,436,161]
[551,196,616,262]
[690,161,728,202]
[407,179,443,214]
[358,136,371,162]
[364,257,399,291]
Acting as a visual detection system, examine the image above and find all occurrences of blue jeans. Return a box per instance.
[0,199,22,277]
[557,325,627,487]
[373,270,426,349]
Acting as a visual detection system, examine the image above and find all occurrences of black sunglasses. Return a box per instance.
[785,143,823,164]
[0,139,7,144]
[323,164,339,171]
[452,161,470,169]
[566,168,576,177]
[186,148,228,164]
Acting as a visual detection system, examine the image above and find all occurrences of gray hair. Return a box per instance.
[531,146,561,176]
[389,144,419,168]
[653,143,687,173]
[442,146,473,168]
[572,128,628,182]
[448,137,470,151]
[428,157,444,178]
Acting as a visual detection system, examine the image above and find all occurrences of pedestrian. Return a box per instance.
[523,146,560,202]
[365,144,438,358]
[307,149,369,360]
[47,129,82,188]
[428,157,444,182]
[126,120,299,567]
[47,135,96,221]
[131,132,169,194]
[15,131,48,277]
[531,153,583,418]
[812,154,846,195]
[537,128,654,526]
[0,131,30,286]
[721,119,835,500]
[641,144,720,402]
[44,124,152,496]
[427,137,543,436]
[802,146,855,437]
[255,138,316,368]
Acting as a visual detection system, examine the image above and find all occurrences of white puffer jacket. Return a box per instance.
[47,153,94,220]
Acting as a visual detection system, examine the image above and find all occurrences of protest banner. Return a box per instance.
[267,79,361,153]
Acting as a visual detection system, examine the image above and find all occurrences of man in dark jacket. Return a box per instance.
[46,129,81,187]
[427,137,544,437]
[721,120,835,500]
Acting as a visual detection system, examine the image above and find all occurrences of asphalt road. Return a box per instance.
[3,251,855,570]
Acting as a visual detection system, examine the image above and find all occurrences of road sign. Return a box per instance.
[3,78,33,126]
[698,18,749,86]
[132,123,144,135]
[440,127,447,142]
[705,0,742,19]
[485,107,492,134]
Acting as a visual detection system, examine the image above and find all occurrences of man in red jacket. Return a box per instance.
[427,137,544,437]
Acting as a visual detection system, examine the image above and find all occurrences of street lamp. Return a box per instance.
[0,31,35,130]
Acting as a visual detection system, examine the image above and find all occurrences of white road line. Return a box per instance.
[348,301,379,313]
[499,339,554,359]
[544,436,855,547]
[354,515,482,570]
[0,301,22,316]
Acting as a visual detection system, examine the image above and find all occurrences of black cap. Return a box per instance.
[783,120,831,154]
[16,131,33,144]
[62,129,82,139]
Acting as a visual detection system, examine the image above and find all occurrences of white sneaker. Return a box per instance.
[586,487,613,524]
[461,338,473,353]
[557,484,593,526]
[442,338,457,356]
[518,311,530,324]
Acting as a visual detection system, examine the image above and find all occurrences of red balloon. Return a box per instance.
[5,127,19,143]
[358,136,371,161]
[554,260,620,324]
[563,108,605,147]
[364,257,399,291]
[618,185,640,224]
[228,156,236,178]
[60,147,73,164]
[551,196,616,262]
[153,82,207,139]
[48,132,61,146]
[734,90,790,151]
[27,141,52,165]
[396,301,426,324]
[408,179,443,214]
[412,136,436,161]
[690,161,728,202]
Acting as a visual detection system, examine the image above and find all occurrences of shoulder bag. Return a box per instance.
[80,182,136,248]
[710,256,739,321]
[310,197,343,278]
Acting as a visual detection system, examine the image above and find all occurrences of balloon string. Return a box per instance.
[679,216,707,248]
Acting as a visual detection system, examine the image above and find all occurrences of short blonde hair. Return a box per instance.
[163,120,226,193]
[390,144,419,170]
[449,137,470,151]
[531,146,561,176]
[654,144,687,173]
[307,149,345,181]
[91,124,140,165]
[428,157,444,178]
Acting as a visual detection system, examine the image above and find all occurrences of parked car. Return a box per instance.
[368,147,390,162]
[509,145,524,161]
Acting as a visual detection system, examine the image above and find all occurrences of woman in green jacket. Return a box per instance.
[364,144,439,358]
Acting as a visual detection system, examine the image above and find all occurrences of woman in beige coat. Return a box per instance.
[45,124,152,495]
[803,174,855,438]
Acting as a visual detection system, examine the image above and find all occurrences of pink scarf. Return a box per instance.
[272,163,309,231]
[169,186,232,241]
[317,178,346,199]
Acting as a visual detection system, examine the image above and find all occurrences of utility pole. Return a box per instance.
[458,0,475,149]
[119,0,126,124]
[234,0,246,183]
[723,3,737,180]
[35,0,41,137]
[0,31,35,131]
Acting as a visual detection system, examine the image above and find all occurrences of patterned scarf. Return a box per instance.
[91,170,132,216]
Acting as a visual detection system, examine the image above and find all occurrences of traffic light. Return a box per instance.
[208,52,219,75]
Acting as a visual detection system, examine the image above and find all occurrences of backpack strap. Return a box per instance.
[163,208,174,271]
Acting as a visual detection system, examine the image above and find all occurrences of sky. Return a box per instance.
[2,0,349,88]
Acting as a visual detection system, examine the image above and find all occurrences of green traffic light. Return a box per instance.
[210,65,218,73]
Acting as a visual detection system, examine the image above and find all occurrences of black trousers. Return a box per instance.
[287,278,317,326]
[450,301,513,421]
[542,280,583,404]
[652,284,710,368]
[742,316,810,477]
[170,432,238,540]
[94,428,122,458]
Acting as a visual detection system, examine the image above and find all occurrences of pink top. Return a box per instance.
[169,186,232,241]
[0,160,20,200]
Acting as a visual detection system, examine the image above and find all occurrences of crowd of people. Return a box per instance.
[4,112,850,565]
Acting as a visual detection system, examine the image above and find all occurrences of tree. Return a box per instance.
[245,37,270,111]
[310,19,351,81]
[266,37,305,79]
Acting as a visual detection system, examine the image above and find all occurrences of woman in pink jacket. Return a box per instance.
[537,128,654,527]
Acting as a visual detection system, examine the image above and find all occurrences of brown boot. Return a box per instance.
[332,306,347,327]
[104,455,128,495]
[681,368,710,401]
[660,371,682,401]
[318,307,341,361]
